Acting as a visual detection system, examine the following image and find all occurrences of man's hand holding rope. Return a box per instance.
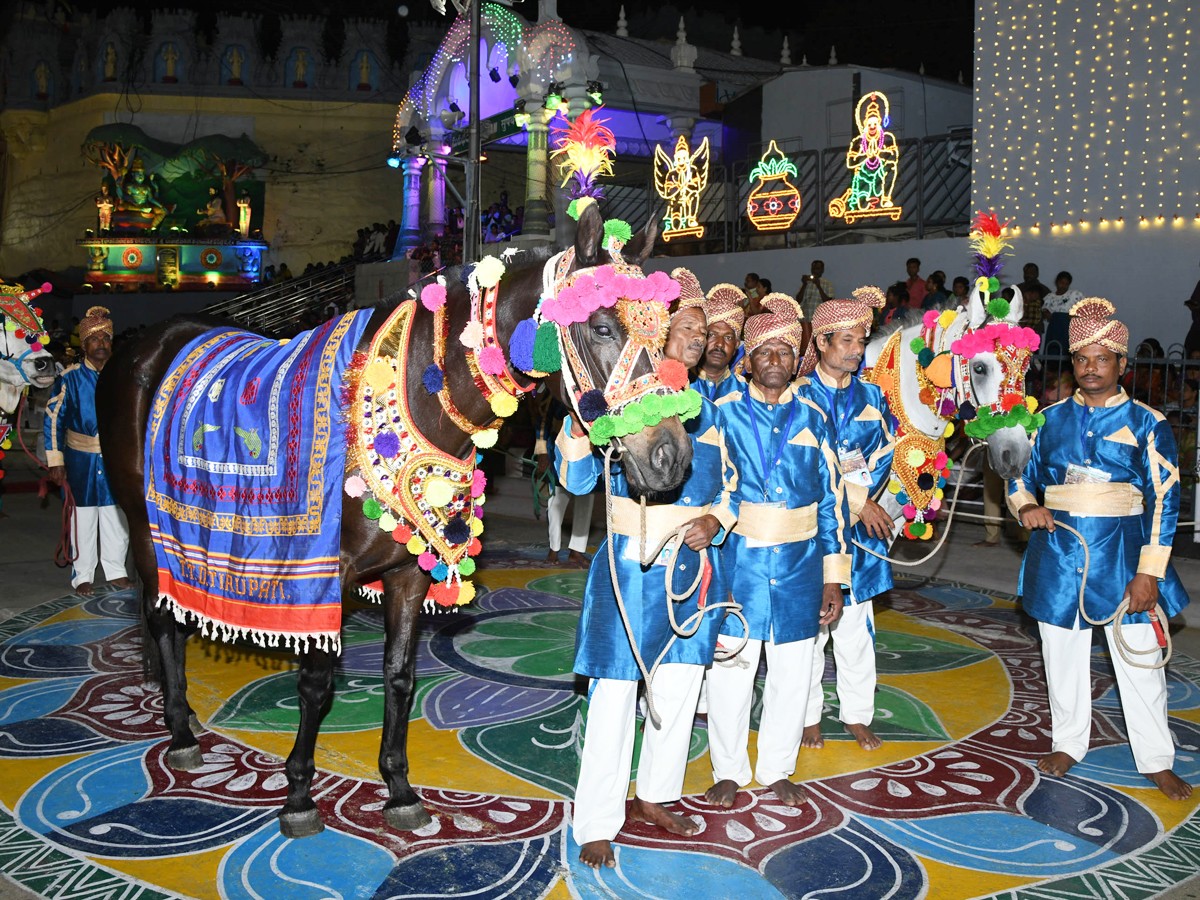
[682,514,721,551]
[858,498,893,541]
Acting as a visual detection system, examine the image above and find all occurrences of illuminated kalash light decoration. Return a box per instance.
[828,90,902,224]
[974,0,1199,233]
[746,139,801,231]
[654,134,710,241]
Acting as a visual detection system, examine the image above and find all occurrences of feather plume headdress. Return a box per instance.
[551,107,617,218]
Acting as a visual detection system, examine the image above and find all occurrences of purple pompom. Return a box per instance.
[958,400,977,421]
[444,517,471,545]
[509,317,537,372]
[577,389,609,423]
[373,431,400,458]
[423,364,445,395]
[938,399,957,417]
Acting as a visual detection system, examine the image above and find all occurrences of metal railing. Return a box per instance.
[599,131,973,253]
[202,261,358,335]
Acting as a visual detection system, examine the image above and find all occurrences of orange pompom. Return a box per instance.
[658,358,689,391]
[923,353,954,389]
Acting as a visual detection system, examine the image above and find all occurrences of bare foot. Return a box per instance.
[801,723,825,749]
[845,723,882,750]
[1146,769,1193,801]
[629,797,697,835]
[110,577,133,589]
[567,550,591,569]
[704,779,740,808]
[766,778,809,806]
[75,582,94,597]
[579,839,615,869]
[1037,751,1078,777]
[543,550,560,566]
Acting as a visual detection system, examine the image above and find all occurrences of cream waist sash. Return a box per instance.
[733,501,818,543]
[1044,482,1144,517]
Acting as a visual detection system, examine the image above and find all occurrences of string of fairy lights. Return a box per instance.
[975,0,1197,233]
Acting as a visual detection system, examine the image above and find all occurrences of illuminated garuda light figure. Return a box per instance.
[654,134,710,241]
[828,91,903,223]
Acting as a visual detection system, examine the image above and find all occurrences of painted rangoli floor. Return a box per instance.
[0,553,1198,899]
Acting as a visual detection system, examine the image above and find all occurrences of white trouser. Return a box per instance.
[71,505,130,588]
[571,664,703,845]
[805,598,877,728]
[1039,620,1174,774]
[548,488,593,553]
[706,636,815,788]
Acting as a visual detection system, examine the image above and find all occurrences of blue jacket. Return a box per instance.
[1007,389,1189,627]
[556,398,736,679]
[44,361,116,507]
[716,381,852,644]
[795,370,896,603]
[694,367,742,403]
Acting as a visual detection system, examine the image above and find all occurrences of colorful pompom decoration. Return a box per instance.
[479,345,507,376]
[958,401,977,421]
[362,498,382,519]
[344,475,367,497]
[472,428,499,449]
[422,364,444,395]
[431,562,449,581]
[489,393,519,418]
[420,282,447,311]
[471,469,487,497]
[417,551,437,571]
[986,297,1011,319]
[444,517,471,545]
[424,477,454,508]
[474,255,506,289]
[657,358,689,391]
[458,557,477,577]
[460,320,484,350]
[509,318,538,372]
[577,388,609,423]
[373,431,399,458]
[532,322,562,372]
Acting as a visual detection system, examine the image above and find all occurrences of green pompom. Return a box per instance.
[917,348,935,368]
[567,199,581,221]
[622,404,646,426]
[589,416,617,446]
[640,394,664,416]
[986,297,1011,319]
[603,218,633,244]
[909,521,927,537]
[362,498,382,520]
[532,323,562,372]
[988,276,1001,294]
[458,557,476,577]
[909,337,927,354]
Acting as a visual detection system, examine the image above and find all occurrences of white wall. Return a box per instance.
[647,229,1198,351]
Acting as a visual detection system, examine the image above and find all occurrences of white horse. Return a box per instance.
[0,283,56,414]
[864,283,1037,536]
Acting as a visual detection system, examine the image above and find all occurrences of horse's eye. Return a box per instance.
[973,363,988,376]
[592,324,614,339]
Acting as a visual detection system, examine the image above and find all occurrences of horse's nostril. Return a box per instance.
[651,439,676,473]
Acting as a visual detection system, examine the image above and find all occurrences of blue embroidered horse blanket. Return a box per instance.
[145,311,371,652]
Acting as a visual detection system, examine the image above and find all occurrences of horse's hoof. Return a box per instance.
[166,745,203,771]
[279,808,324,839]
[384,801,432,831]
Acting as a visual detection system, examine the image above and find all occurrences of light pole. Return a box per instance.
[463,0,482,264]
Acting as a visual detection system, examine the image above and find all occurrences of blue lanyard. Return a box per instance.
[745,391,796,498]
[816,376,856,444]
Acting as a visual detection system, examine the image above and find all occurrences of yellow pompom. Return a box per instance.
[378,512,397,531]
[470,518,484,537]
[456,581,477,604]
[490,393,519,418]
[943,422,955,438]
[1025,396,1038,412]
[424,477,454,508]
[406,535,426,554]
[887,478,901,494]
[475,493,486,506]
[365,357,394,392]
[472,429,499,449]
[975,276,990,295]
[474,256,507,289]
[938,309,957,329]
[906,448,926,467]
[934,488,945,500]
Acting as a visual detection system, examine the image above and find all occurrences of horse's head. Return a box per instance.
[538,204,693,495]
[953,282,1043,479]
[0,283,56,414]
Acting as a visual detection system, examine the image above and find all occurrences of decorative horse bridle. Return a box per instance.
[0,283,52,385]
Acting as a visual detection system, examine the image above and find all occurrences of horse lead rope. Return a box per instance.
[850,441,1172,669]
[600,443,749,729]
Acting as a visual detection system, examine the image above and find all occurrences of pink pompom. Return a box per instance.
[902,503,917,519]
[421,283,447,311]
[929,498,943,512]
[934,451,948,469]
[478,345,506,375]
[923,310,939,329]
[471,470,487,497]
[345,475,367,497]
[474,505,484,519]
[417,551,438,571]
[30,342,43,352]
[459,320,484,349]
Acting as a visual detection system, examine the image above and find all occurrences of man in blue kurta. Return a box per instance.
[706,293,851,809]
[795,287,896,752]
[558,271,738,868]
[1008,298,1192,801]
[44,305,130,595]
[695,283,746,402]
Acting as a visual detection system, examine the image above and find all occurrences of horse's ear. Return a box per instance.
[574,202,605,267]
[622,216,658,266]
[1005,290,1024,325]
[967,282,988,329]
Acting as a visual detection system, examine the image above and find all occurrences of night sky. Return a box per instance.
[47,0,975,83]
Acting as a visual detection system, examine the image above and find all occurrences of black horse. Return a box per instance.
[96,206,693,837]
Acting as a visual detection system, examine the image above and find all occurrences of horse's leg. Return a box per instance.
[379,563,433,831]
[278,646,336,838]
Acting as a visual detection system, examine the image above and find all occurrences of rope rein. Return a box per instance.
[11,392,77,568]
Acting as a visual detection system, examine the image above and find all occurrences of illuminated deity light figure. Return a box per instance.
[115,158,168,231]
[655,134,710,241]
[828,91,902,224]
